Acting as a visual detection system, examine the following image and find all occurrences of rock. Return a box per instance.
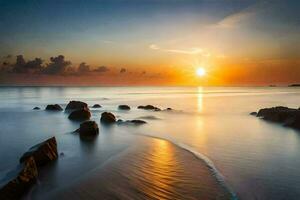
[68,109,91,121]
[92,104,101,108]
[100,112,116,124]
[79,121,99,137]
[117,119,146,125]
[256,106,300,129]
[0,157,38,200]
[250,112,257,116]
[118,105,130,110]
[19,137,58,167]
[138,105,161,111]
[166,107,172,111]
[65,101,88,111]
[45,104,63,111]
[33,107,40,110]
[129,120,147,125]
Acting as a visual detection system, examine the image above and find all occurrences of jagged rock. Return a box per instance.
[0,157,38,200]
[19,137,58,167]
[65,101,88,111]
[118,105,130,110]
[45,104,63,111]
[255,106,300,129]
[68,109,91,121]
[33,107,40,110]
[100,112,116,124]
[92,104,101,108]
[79,121,99,137]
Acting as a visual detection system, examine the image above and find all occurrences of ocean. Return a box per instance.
[0,86,300,199]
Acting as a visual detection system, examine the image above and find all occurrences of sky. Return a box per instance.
[0,0,299,86]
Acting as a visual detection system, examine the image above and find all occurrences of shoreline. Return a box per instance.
[33,137,233,200]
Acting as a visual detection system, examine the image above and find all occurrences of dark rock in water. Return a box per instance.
[100,112,116,124]
[138,105,161,111]
[117,119,146,125]
[79,121,99,137]
[45,104,63,111]
[288,84,300,87]
[0,157,38,200]
[19,137,58,167]
[255,106,300,129]
[129,119,147,125]
[118,105,130,110]
[65,101,88,111]
[250,112,257,116]
[33,107,40,110]
[92,104,101,108]
[166,107,172,111]
[68,109,91,121]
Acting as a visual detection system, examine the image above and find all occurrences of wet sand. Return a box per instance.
[46,137,232,200]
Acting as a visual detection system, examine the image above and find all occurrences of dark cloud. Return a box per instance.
[94,66,109,73]
[120,68,126,73]
[12,55,43,73]
[78,62,90,73]
[43,55,71,75]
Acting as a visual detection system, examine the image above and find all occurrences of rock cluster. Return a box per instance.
[253,106,300,129]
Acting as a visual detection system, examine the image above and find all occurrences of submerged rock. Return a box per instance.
[118,105,130,110]
[45,104,63,111]
[65,101,88,111]
[19,137,58,167]
[33,107,40,110]
[100,112,116,124]
[68,109,91,121]
[0,157,38,200]
[254,106,300,129]
[92,104,101,108]
[250,112,257,116]
[138,105,161,111]
[79,121,99,137]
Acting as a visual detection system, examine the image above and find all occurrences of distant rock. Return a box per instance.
[118,105,130,110]
[79,121,99,137]
[19,137,58,167]
[288,84,300,87]
[45,104,63,111]
[166,107,172,111]
[138,105,161,111]
[129,119,147,125]
[68,109,91,121]
[254,106,300,129]
[100,112,116,124]
[65,101,88,111]
[0,157,38,200]
[117,119,146,125]
[250,112,257,116]
[92,104,101,108]
[33,107,40,110]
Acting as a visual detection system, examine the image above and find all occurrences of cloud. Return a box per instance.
[12,55,43,73]
[120,68,126,73]
[149,44,209,56]
[43,55,71,75]
[94,66,109,73]
[77,62,90,73]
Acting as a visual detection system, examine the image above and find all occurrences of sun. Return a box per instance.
[196,67,206,77]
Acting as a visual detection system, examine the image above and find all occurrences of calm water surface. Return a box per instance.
[0,86,300,199]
